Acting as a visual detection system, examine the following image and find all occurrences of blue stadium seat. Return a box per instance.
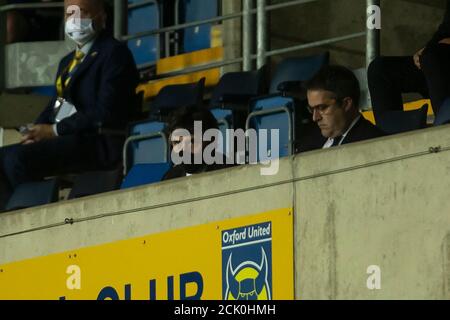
[246,53,329,161]
[210,70,265,112]
[210,70,266,158]
[124,79,205,175]
[124,121,169,175]
[434,98,450,126]
[150,78,205,119]
[6,179,59,211]
[210,108,233,157]
[68,168,123,199]
[127,0,160,67]
[30,86,57,97]
[177,0,219,53]
[121,163,172,189]
[268,53,329,94]
[377,104,429,134]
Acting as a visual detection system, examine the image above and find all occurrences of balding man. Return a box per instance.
[0,0,139,210]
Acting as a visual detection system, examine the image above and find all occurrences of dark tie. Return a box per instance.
[331,136,343,147]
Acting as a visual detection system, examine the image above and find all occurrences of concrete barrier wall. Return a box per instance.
[1,125,450,299]
[5,41,73,88]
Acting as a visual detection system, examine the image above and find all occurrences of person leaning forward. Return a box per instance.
[297,65,385,153]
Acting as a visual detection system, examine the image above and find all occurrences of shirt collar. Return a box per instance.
[323,114,362,148]
[76,37,96,57]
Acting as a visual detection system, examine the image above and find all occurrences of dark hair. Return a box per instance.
[166,105,218,136]
[304,65,360,108]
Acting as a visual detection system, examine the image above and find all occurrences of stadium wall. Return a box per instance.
[1,125,450,299]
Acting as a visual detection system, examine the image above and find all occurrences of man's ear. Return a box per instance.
[94,11,107,30]
[100,11,107,28]
[343,97,354,112]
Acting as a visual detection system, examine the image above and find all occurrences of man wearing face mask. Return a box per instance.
[0,0,139,211]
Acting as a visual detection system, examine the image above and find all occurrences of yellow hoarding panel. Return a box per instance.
[0,208,294,300]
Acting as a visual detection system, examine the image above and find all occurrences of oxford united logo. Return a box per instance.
[221,222,272,300]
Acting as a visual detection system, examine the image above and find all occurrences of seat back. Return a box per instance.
[434,98,450,126]
[247,96,295,162]
[6,179,59,211]
[151,78,206,118]
[378,104,429,134]
[177,0,219,53]
[269,52,330,94]
[210,69,265,109]
[210,108,233,157]
[68,168,123,200]
[30,86,57,97]
[121,163,172,189]
[125,121,169,174]
[128,0,160,67]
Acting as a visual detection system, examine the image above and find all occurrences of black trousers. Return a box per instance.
[0,134,123,210]
[368,43,450,124]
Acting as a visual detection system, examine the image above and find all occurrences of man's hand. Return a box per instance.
[20,124,56,144]
[413,47,425,69]
[439,38,450,45]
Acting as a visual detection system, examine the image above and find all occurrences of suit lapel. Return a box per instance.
[65,35,104,93]
[341,117,362,145]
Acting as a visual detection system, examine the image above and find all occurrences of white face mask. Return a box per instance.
[65,17,96,46]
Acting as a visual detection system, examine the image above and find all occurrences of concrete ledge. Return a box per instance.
[1,125,450,299]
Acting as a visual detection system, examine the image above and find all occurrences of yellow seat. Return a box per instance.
[137,47,224,101]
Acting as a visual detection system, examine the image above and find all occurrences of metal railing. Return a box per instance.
[116,0,379,78]
[0,0,381,90]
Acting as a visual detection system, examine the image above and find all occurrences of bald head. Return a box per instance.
[65,0,106,30]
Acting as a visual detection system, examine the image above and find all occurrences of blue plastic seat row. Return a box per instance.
[5,53,331,211]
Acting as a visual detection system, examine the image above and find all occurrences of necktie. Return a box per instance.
[331,136,343,147]
[64,51,85,87]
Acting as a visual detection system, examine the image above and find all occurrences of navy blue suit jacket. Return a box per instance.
[429,0,450,46]
[297,116,385,153]
[36,31,139,136]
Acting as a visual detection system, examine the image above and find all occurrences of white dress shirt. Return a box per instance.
[322,115,361,149]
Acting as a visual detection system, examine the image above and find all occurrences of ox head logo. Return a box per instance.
[225,248,270,300]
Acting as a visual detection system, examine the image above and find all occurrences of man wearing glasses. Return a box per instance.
[298,65,385,152]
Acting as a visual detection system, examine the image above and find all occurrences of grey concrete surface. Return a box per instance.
[1,125,450,299]
[5,41,73,89]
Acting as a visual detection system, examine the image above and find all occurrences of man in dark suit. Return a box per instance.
[368,0,450,124]
[298,65,385,153]
[0,0,139,210]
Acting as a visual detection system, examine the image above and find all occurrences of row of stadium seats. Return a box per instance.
[127,0,219,67]
[4,52,327,211]
[6,52,450,211]
[29,0,220,98]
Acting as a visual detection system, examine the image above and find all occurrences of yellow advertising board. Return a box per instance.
[0,208,294,300]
